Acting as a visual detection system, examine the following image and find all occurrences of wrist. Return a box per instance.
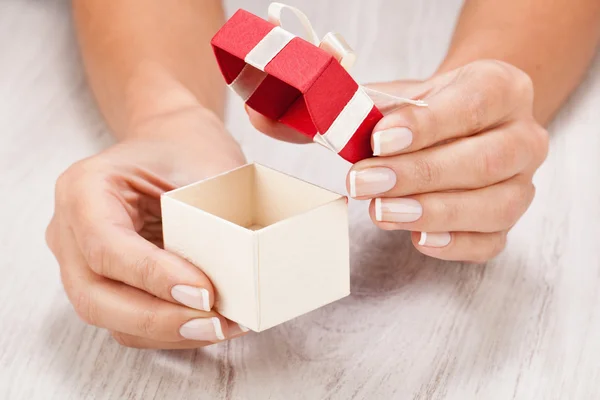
[121,63,225,140]
[125,102,226,145]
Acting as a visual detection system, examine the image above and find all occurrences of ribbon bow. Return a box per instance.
[267,2,428,114]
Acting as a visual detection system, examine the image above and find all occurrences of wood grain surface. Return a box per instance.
[1,0,599,399]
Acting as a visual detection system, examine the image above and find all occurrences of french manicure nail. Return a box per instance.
[373,127,413,156]
[179,317,225,341]
[349,167,396,198]
[171,285,211,311]
[418,232,451,248]
[375,198,422,222]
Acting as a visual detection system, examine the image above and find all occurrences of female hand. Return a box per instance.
[46,107,249,348]
[248,60,549,263]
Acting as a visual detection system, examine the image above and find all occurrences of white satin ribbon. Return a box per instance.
[229,65,267,102]
[314,89,374,152]
[245,26,295,70]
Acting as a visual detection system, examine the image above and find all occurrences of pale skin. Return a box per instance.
[45,0,600,349]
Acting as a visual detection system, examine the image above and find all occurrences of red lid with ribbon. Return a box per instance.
[211,3,426,163]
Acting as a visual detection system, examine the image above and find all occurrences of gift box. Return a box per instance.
[161,163,350,332]
[211,6,385,163]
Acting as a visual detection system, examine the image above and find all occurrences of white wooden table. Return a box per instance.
[1,0,600,399]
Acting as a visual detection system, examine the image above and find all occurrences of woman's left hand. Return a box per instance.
[248,60,549,263]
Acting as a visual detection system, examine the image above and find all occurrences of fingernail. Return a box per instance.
[171,285,211,311]
[418,232,451,248]
[349,167,396,198]
[179,317,225,341]
[373,128,413,156]
[228,323,251,336]
[375,198,422,222]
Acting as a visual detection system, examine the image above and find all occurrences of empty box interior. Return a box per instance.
[166,164,341,230]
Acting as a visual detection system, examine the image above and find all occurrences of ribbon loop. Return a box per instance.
[268,3,355,71]
[320,32,356,71]
[268,3,320,46]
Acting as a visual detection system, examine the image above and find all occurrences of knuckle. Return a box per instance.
[55,167,75,195]
[448,201,466,226]
[55,157,106,210]
[452,60,517,134]
[479,144,512,180]
[55,170,75,207]
[134,251,162,294]
[59,266,76,297]
[463,92,487,134]
[498,200,520,228]
[522,182,536,207]
[472,60,515,88]
[434,197,462,226]
[529,182,537,202]
[490,233,508,258]
[530,124,550,164]
[138,304,159,338]
[451,64,489,133]
[471,60,533,108]
[499,183,531,227]
[478,60,532,92]
[413,158,440,189]
[56,160,87,193]
[512,69,535,102]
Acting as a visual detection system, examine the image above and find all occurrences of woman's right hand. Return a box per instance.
[46,107,249,349]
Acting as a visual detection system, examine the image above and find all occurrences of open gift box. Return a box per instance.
[161,164,350,332]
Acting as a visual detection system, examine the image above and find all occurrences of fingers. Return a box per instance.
[110,323,248,349]
[79,224,216,312]
[370,176,535,233]
[50,211,248,345]
[60,250,235,343]
[349,120,547,199]
[245,106,313,144]
[84,280,231,342]
[371,60,534,156]
[61,179,216,312]
[56,236,231,342]
[411,231,508,263]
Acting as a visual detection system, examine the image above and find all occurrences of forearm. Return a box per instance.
[438,0,600,125]
[72,0,225,140]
